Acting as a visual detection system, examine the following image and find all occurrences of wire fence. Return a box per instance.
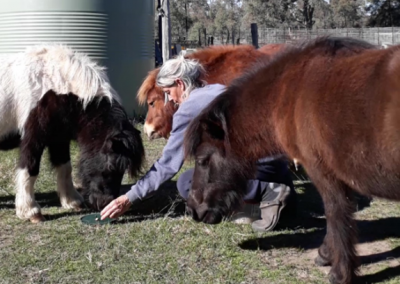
[241,27,400,48]
[170,27,400,49]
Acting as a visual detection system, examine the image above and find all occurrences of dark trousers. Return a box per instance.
[177,158,294,203]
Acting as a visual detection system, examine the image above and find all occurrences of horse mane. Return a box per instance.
[103,101,145,178]
[258,43,285,55]
[186,44,266,84]
[77,96,145,178]
[229,36,378,90]
[184,36,379,160]
[185,44,258,64]
[137,68,160,105]
[15,44,119,108]
[184,95,232,159]
[136,44,266,105]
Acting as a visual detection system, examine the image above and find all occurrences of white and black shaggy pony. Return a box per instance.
[0,45,145,223]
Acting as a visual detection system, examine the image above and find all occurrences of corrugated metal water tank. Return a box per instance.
[0,0,155,117]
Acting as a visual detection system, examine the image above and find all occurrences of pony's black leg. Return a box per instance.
[15,133,46,223]
[306,167,358,284]
[315,235,332,267]
[48,141,84,210]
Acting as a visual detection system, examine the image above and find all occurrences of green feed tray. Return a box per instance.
[80,213,116,225]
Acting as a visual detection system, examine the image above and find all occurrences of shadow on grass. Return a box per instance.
[0,177,372,224]
[360,246,400,266]
[267,181,372,232]
[360,265,400,283]
[0,191,62,209]
[240,217,400,251]
[238,181,400,282]
[239,181,399,252]
[240,186,400,284]
[0,180,187,222]
[118,180,187,223]
[239,218,400,283]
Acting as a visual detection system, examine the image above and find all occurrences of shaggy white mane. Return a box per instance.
[0,44,121,136]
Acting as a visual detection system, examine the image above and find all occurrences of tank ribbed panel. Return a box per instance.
[0,11,108,60]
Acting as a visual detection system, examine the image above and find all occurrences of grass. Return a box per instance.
[1,124,400,284]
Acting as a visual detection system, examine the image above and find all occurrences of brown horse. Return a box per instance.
[183,37,385,284]
[137,44,284,140]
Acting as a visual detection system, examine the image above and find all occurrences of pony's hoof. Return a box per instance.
[73,204,84,212]
[315,255,331,267]
[30,213,45,223]
[328,271,356,284]
[60,198,85,211]
[329,274,338,284]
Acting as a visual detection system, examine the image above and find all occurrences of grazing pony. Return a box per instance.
[183,37,385,284]
[137,44,284,140]
[0,45,144,223]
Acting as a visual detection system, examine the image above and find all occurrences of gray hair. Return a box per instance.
[156,54,206,102]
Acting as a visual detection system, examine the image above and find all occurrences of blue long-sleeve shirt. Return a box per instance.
[126,83,227,203]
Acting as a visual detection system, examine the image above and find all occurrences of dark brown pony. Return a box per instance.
[137,44,284,140]
[183,37,385,284]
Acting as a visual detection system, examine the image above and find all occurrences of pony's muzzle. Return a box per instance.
[88,192,114,211]
[186,203,223,224]
[143,123,161,140]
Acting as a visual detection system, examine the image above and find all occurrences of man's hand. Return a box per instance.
[100,195,131,220]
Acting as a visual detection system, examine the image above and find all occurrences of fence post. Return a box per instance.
[283,28,286,43]
[157,0,162,57]
[198,28,201,46]
[161,0,171,62]
[392,26,395,45]
[378,26,380,45]
[251,23,259,48]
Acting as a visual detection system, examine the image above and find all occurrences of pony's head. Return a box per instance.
[183,95,253,224]
[78,99,145,210]
[137,68,178,140]
[137,45,277,141]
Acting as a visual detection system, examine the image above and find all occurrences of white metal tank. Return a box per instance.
[0,0,154,117]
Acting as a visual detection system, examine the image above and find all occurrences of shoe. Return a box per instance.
[229,203,261,224]
[251,183,296,232]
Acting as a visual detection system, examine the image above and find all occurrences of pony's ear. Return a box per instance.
[205,108,230,145]
[102,133,131,156]
[184,106,230,159]
[102,130,145,177]
[200,118,225,141]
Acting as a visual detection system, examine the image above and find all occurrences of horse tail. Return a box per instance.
[25,45,121,108]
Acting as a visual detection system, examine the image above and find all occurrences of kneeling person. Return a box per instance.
[100,55,297,232]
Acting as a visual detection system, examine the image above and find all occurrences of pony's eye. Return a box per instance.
[196,158,209,167]
[149,101,155,107]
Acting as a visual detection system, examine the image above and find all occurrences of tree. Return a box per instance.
[331,0,365,28]
[195,0,242,44]
[293,0,335,29]
[303,0,315,29]
[169,0,193,41]
[242,0,298,28]
[366,0,400,27]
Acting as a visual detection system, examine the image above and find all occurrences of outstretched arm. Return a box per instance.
[101,107,193,219]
